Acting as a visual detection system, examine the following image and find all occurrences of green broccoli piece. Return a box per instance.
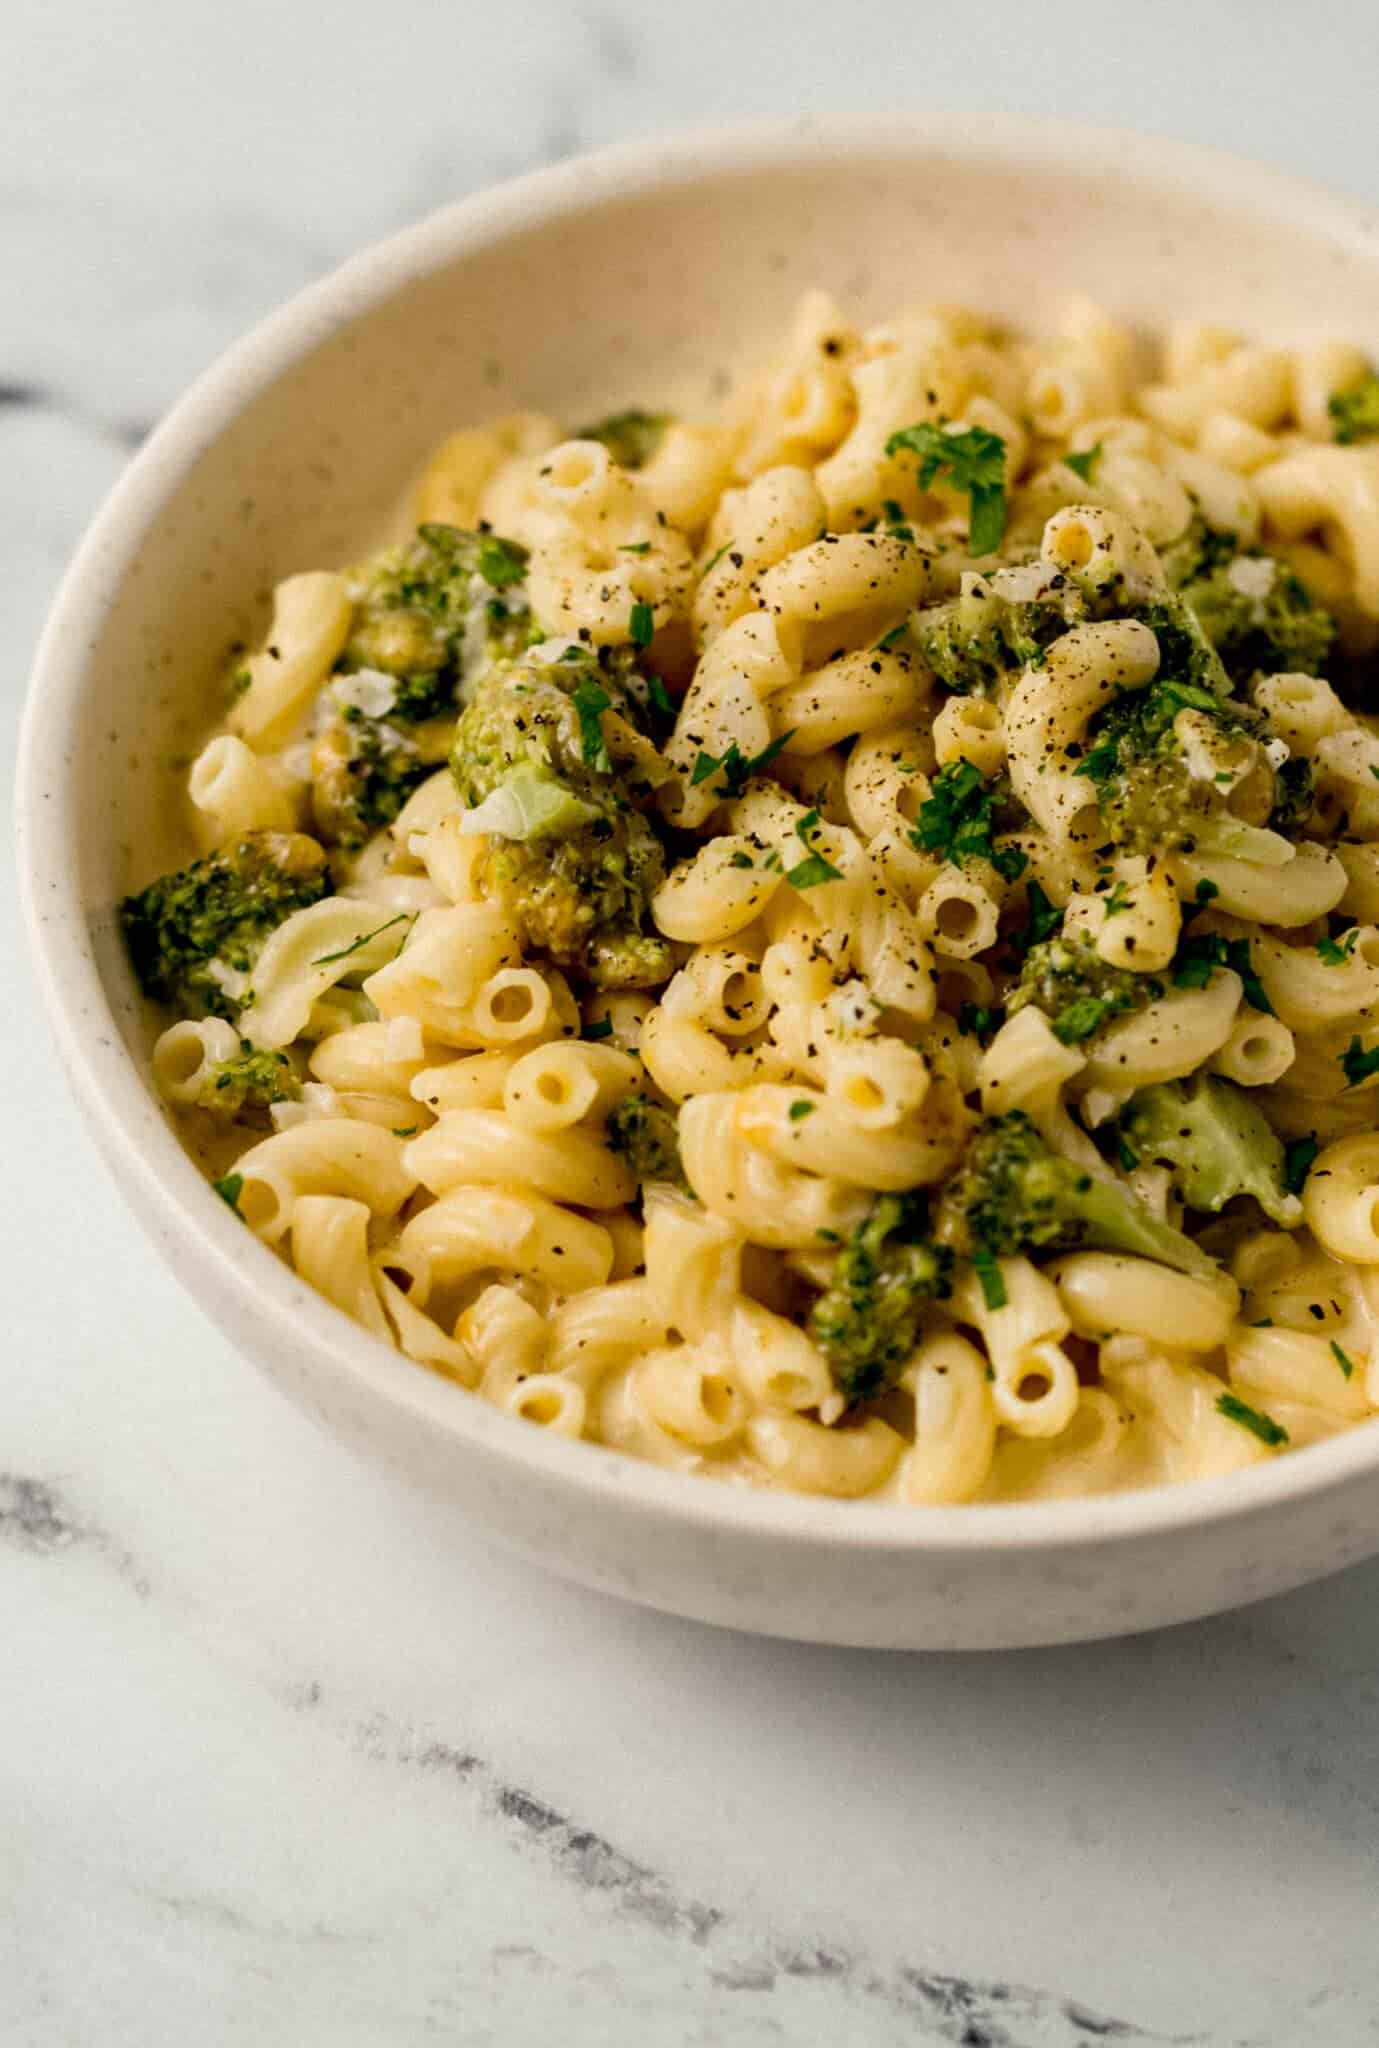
[1008,930,1162,1045]
[574,409,670,470]
[908,579,1076,695]
[122,831,332,1016]
[1119,1074,1302,1227]
[1072,618,1281,860]
[310,701,454,849]
[935,1111,1218,1279]
[1163,519,1334,683]
[342,523,534,703]
[197,1040,300,1120]
[807,1193,955,1407]
[451,647,672,989]
[1329,374,1379,445]
[605,1093,686,1188]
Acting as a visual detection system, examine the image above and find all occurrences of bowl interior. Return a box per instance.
[22,120,1379,1634]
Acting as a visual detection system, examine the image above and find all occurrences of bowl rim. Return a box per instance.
[19,109,1379,1560]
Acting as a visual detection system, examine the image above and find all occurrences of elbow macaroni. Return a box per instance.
[125,287,1379,1504]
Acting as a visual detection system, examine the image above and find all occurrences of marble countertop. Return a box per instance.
[7,3,1379,2041]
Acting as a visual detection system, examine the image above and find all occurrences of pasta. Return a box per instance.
[121,290,1379,1505]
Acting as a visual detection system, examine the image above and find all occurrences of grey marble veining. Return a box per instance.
[7,2,1379,2042]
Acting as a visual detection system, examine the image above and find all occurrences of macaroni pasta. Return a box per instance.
[121,291,1379,1504]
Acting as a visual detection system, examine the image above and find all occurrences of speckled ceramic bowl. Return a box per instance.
[20,115,1379,1648]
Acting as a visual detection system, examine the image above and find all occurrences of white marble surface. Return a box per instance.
[7,3,1379,2041]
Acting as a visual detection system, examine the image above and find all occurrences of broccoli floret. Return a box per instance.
[1329,374,1379,445]
[311,698,454,848]
[197,1040,300,1120]
[574,409,670,469]
[605,1093,686,1188]
[1163,520,1334,683]
[1072,606,1281,859]
[342,524,533,703]
[451,648,672,989]
[807,1193,955,1407]
[1008,930,1162,1045]
[1119,1074,1302,1227]
[122,831,332,1016]
[935,1111,1218,1279]
[909,580,1075,695]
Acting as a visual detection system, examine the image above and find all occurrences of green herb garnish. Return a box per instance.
[1331,1340,1356,1380]
[689,730,795,798]
[789,1100,817,1122]
[1283,1135,1319,1194]
[1216,1392,1288,1446]
[785,809,844,889]
[958,1002,996,1038]
[1063,442,1103,482]
[1173,931,1273,1013]
[1341,1036,1379,1088]
[912,760,1027,880]
[573,678,613,772]
[973,1248,1008,1311]
[885,422,1008,556]
[213,1172,244,1213]
[312,913,413,966]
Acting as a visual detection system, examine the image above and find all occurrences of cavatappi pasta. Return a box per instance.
[122,293,1379,1503]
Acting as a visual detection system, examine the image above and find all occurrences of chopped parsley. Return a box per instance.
[873,623,909,654]
[1063,442,1103,482]
[1283,1135,1319,1194]
[785,809,844,889]
[619,541,651,555]
[391,1126,418,1139]
[1173,931,1273,1014]
[629,600,655,648]
[584,1018,615,1041]
[1014,880,1063,955]
[728,850,755,869]
[972,1247,1008,1311]
[1102,880,1132,918]
[1331,1340,1356,1381]
[701,542,732,577]
[1317,929,1360,966]
[213,1172,244,1213]
[884,421,1008,556]
[312,912,413,966]
[788,1099,817,1122]
[1340,1036,1379,1088]
[646,673,676,720]
[573,678,613,772]
[689,730,795,798]
[958,1002,997,1038]
[1216,1392,1288,1447]
[912,760,1027,880]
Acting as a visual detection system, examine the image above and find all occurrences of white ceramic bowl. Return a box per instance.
[20,115,1379,1649]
